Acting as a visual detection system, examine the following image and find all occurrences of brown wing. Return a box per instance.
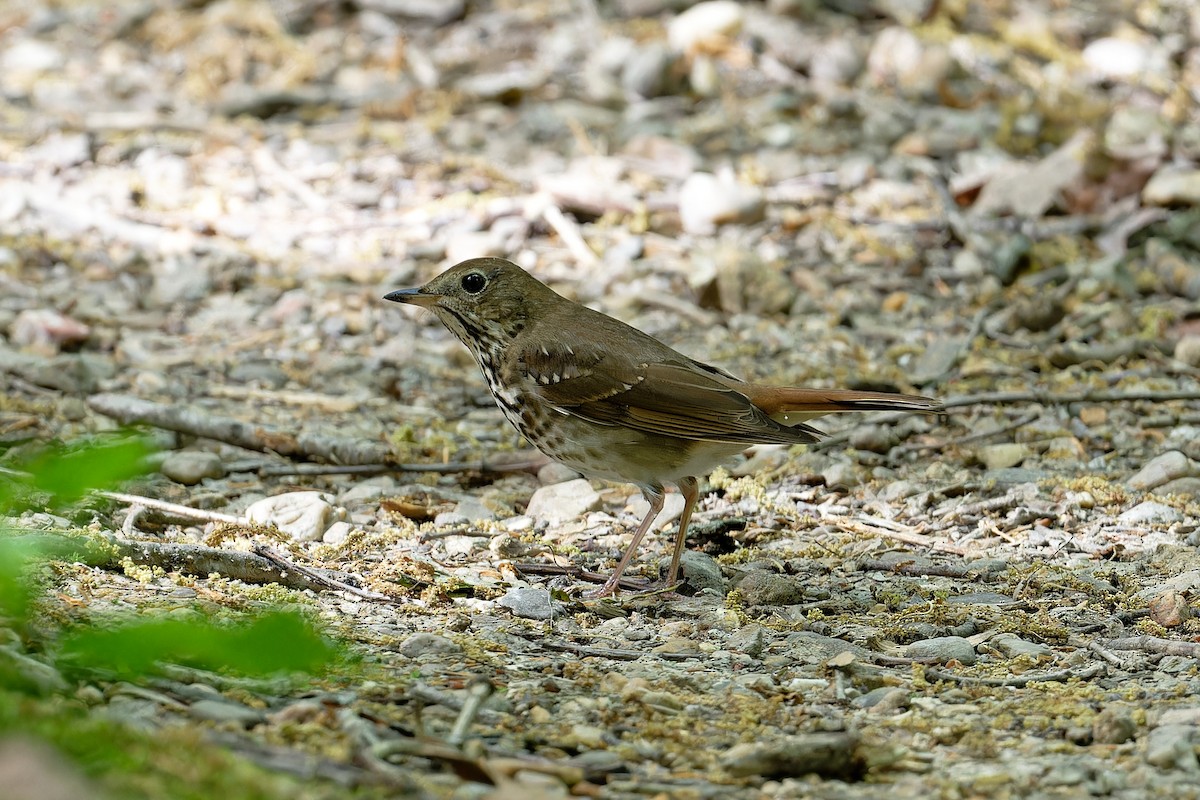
[509,345,820,445]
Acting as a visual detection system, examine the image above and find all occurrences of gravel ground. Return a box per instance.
[4,0,1200,797]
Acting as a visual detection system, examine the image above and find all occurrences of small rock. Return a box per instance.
[187,698,265,728]
[1156,477,1200,497]
[0,647,67,694]
[990,633,1052,660]
[525,479,601,525]
[671,550,724,594]
[667,1,744,52]
[736,571,804,606]
[1092,707,1136,745]
[1144,724,1199,771]
[720,731,863,779]
[820,461,860,490]
[1176,336,1200,367]
[1143,167,1200,206]
[621,42,677,99]
[1128,451,1195,491]
[538,462,581,485]
[977,443,1029,471]
[396,632,462,658]
[627,491,686,531]
[678,172,765,235]
[497,587,556,620]
[1118,501,1184,526]
[1082,37,1150,80]
[1148,590,1192,628]
[322,521,354,545]
[8,309,90,354]
[245,492,344,542]
[904,636,977,665]
[160,451,224,485]
[852,686,910,713]
[451,497,494,523]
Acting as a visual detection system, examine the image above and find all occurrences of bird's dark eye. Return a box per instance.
[461,272,487,294]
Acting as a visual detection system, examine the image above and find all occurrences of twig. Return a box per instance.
[254,456,546,477]
[98,491,243,524]
[833,517,967,556]
[1105,636,1200,658]
[87,393,392,465]
[8,531,332,591]
[893,410,1040,456]
[924,663,1105,686]
[251,545,398,603]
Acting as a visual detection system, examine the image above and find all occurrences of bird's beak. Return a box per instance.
[383,288,440,308]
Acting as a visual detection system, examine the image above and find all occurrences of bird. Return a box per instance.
[385,258,942,597]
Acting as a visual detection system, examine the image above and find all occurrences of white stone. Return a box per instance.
[668,1,744,52]
[1118,501,1185,526]
[525,479,601,525]
[1082,37,1149,80]
[245,491,344,542]
[678,171,765,235]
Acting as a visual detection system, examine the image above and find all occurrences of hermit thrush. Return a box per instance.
[386,258,942,597]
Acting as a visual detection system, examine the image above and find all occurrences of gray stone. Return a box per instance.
[990,633,1052,660]
[1128,451,1196,490]
[1092,707,1136,745]
[160,450,224,485]
[904,636,977,665]
[397,632,462,658]
[1144,724,1199,771]
[497,587,556,620]
[671,550,724,594]
[1118,501,1184,526]
[187,698,265,727]
[621,43,677,99]
[720,731,861,779]
[736,571,803,606]
[537,462,581,485]
[525,479,601,525]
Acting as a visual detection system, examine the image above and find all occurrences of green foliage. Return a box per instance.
[0,435,152,512]
[56,610,338,679]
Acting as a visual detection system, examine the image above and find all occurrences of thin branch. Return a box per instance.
[1106,636,1200,658]
[942,389,1200,409]
[252,545,399,603]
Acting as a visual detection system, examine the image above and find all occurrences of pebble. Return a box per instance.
[621,42,677,99]
[396,632,462,658]
[678,172,765,235]
[820,461,860,490]
[322,521,354,545]
[626,491,686,530]
[525,479,601,525]
[1175,335,1200,367]
[1148,590,1191,628]
[1144,724,1199,771]
[0,646,68,694]
[1092,707,1136,745]
[990,633,1052,660]
[1127,451,1195,490]
[537,462,582,485]
[187,698,265,728]
[904,636,977,665]
[1117,501,1184,526]
[720,731,862,779]
[160,450,224,485]
[977,443,1029,471]
[1082,37,1150,80]
[8,309,90,354]
[671,550,724,594]
[245,491,344,542]
[1142,167,1200,206]
[497,587,556,620]
[735,571,804,606]
[667,1,744,52]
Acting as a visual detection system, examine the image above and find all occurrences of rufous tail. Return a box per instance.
[745,387,943,425]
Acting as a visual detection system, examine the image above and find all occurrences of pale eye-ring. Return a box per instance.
[461,272,487,294]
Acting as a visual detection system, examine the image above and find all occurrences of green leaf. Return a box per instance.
[56,610,337,679]
[22,437,154,509]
